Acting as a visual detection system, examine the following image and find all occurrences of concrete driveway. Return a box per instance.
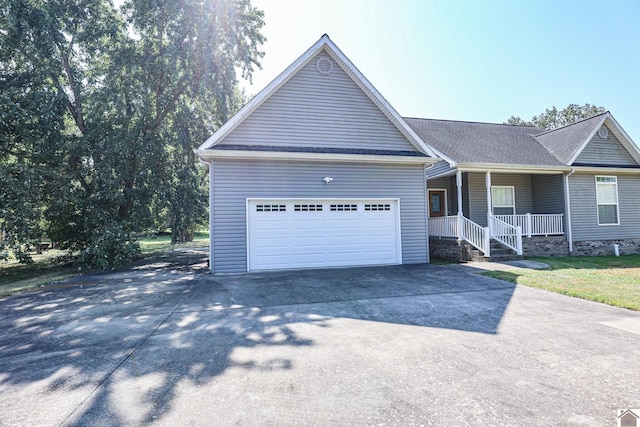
[1,249,639,426]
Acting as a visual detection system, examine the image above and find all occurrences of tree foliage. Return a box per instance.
[0,0,264,267]
[506,103,606,130]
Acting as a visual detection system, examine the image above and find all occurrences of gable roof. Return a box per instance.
[534,112,608,164]
[404,118,562,167]
[406,112,640,170]
[197,35,440,159]
[535,111,640,165]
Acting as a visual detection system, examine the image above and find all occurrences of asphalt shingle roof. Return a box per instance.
[404,117,563,166]
[534,112,608,164]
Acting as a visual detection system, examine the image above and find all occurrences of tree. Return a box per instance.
[0,0,265,267]
[506,103,606,130]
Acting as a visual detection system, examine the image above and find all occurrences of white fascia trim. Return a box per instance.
[321,40,438,159]
[603,115,640,165]
[195,149,438,165]
[570,165,640,175]
[456,164,569,174]
[566,113,609,165]
[198,36,330,150]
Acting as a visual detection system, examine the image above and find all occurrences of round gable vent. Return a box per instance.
[316,57,333,75]
[598,126,609,139]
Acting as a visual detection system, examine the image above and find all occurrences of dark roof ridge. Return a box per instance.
[535,111,609,136]
[403,116,541,130]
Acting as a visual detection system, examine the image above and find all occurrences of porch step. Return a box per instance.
[461,240,522,263]
[489,240,522,262]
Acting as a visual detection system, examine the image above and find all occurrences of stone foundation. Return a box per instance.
[572,239,640,256]
[522,236,570,257]
[430,235,640,260]
[429,237,467,262]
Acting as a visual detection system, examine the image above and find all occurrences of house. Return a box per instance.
[413,112,640,261]
[196,35,640,273]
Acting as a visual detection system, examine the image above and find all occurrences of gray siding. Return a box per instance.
[210,160,428,273]
[464,173,534,226]
[220,51,418,153]
[531,175,565,214]
[427,176,456,215]
[467,173,488,225]
[425,161,454,179]
[574,125,638,166]
[569,173,640,241]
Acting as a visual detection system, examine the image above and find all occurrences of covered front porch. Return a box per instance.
[427,170,568,259]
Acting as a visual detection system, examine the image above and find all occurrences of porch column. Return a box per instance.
[456,170,463,240]
[456,170,463,217]
[485,171,492,229]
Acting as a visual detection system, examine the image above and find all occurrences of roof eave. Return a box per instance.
[455,163,570,174]
[194,149,439,165]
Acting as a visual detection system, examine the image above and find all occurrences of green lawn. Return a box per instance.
[482,255,640,311]
[0,233,209,298]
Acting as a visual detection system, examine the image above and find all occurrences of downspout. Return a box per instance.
[207,160,215,272]
[564,169,576,254]
[424,163,430,263]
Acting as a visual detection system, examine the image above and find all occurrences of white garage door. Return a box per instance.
[247,199,401,271]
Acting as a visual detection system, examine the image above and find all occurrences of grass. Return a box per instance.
[138,232,209,254]
[482,255,640,311]
[0,232,209,298]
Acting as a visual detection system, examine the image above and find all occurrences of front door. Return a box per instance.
[428,190,446,217]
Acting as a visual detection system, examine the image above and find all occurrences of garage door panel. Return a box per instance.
[248,199,400,271]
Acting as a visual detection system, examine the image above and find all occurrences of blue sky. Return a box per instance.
[242,0,640,144]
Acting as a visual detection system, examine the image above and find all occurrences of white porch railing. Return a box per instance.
[460,215,490,256]
[489,215,523,255]
[428,215,490,257]
[494,214,564,237]
[428,216,459,238]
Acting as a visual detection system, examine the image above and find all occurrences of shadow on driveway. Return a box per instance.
[0,254,518,426]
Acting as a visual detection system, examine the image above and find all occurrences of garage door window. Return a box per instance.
[294,204,323,211]
[330,204,357,211]
[365,203,391,211]
[256,204,286,212]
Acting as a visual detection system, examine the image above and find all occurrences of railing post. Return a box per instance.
[457,214,463,240]
[525,213,532,238]
[516,226,523,255]
[483,226,491,257]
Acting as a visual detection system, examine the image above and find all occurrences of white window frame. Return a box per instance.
[491,186,515,216]
[595,176,620,226]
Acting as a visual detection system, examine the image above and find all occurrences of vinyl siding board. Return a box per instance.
[574,126,638,166]
[531,175,565,215]
[220,51,419,153]
[467,173,487,226]
[210,159,428,273]
[569,173,640,241]
[425,161,454,179]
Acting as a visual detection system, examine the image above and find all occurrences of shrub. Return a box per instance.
[78,224,140,270]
